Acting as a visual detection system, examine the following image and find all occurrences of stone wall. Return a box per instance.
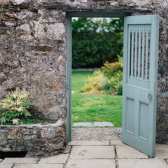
[0,1,68,155]
[0,1,67,121]
[0,0,168,155]
[0,120,66,156]
[156,0,168,143]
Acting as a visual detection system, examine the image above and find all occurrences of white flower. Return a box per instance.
[12,119,20,125]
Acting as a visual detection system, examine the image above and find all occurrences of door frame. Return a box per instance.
[65,10,154,143]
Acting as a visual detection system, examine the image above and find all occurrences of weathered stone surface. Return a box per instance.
[0,0,155,11]
[14,164,63,168]
[69,140,109,146]
[66,159,116,168]
[72,128,120,141]
[73,122,114,127]
[0,163,13,168]
[118,159,167,168]
[39,154,69,164]
[156,144,168,159]
[70,146,115,159]
[116,145,148,159]
[2,158,38,164]
[110,140,124,146]
[0,120,66,156]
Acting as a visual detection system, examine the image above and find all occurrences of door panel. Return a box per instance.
[126,98,135,134]
[122,15,159,157]
[139,102,149,140]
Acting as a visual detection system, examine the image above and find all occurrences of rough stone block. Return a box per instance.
[0,121,65,157]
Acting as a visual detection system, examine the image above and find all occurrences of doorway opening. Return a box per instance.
[66,13,159,157]
[70,16,124,141]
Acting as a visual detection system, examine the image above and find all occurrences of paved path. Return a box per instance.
[1,128,168,168]
[1,141,168,168]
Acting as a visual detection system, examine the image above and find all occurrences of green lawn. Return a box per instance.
[72,70,122,127]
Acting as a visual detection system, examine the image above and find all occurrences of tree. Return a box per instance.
[72,17,124,68]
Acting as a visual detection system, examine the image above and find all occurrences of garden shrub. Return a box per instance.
[81,70,108,95]
[103,71,123,95]
[0,89,32,125]
[101,60,123,78]
[81,59,123,95]
[102,58,123,95]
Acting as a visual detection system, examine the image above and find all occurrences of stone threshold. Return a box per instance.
[73,122,114,128]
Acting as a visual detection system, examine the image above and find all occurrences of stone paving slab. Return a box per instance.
[70,146,115,159]
[73,122,114,127]
[110,140,124,145]
[156,144,168,159]
[94,122,114,127]
[39,154,69,164]
[116,145,148,159]
[0,163,13,168]
[2,158,39,164]
[73,122,93,127]
[118,159,167,168]
[66,159,116,168]
[72,128,120,141]
[14,164,63,168]
[69,141,109,146]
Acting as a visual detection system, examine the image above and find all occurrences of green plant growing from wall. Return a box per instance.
[0,89,32,125]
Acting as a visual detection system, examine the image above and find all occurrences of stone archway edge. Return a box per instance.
[0,0,159,10]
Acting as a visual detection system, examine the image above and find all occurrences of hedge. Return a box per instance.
[72,17,124,68]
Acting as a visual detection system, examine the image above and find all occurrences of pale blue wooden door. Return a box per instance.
[122,15,159,157]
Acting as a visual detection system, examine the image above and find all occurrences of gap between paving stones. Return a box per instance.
[1,131,168,168]
[114,145,119,168]
[63,147,72,168]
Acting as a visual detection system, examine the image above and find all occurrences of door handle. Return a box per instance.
[148,93,152,101]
